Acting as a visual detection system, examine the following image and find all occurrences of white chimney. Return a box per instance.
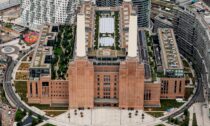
[128,14,137,58]
[123,0,131,2]
[76,14,86,57]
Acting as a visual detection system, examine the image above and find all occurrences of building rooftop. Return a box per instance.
[31,25,55,68]
[188,2,210,29]
[0,0,19,10]
[158,28,183,70]
[154,14,173,26]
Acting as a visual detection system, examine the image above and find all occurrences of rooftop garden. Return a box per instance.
[51,25,75,80]
[145,31,165,81]
[94,12,100,49]
[145,31,158,81]
[23,32,39,45]
[114,11,120,50]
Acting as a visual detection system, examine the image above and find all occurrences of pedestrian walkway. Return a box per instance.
[192,103,210,126]
[188,104,194,126]
[38,108,172,126]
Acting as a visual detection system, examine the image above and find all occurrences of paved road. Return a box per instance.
[3,50,49,120]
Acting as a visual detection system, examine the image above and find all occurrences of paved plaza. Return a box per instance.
[42,108,160,126]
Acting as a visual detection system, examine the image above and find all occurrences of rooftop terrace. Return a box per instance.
[31,26,55,68]
[158,28,183,70]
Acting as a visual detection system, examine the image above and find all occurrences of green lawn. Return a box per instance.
[28,104,68,110]
[45,111,66,117]
[146,112,164,117]
[54,47,62,55]
[159,99,184,111]
[14,81,27,102]
[42,123,56,126]
[145,99,184,111]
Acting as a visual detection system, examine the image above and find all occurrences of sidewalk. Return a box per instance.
[188,104,194,126]
[193,103,210,126]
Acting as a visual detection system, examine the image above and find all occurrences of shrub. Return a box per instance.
[15,109,26,122]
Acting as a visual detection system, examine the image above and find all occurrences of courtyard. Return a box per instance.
[95,11,120,49]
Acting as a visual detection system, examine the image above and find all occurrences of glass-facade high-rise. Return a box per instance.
[96,0,151,28]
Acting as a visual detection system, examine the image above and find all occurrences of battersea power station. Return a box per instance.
[27,0,186,109]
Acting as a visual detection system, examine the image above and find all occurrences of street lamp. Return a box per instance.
[68,113,70,122]
[141,113,144,122]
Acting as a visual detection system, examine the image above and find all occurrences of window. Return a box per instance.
[179,81,182,93]
[104,83,110,86]
[174,81,177,93]
[103,87,110,91]
[42,82,49,86]
[35,82,38,96]
[104,75,110,82]
[144,90,151,100]
[114,92,117,96]
[114,87,117,91]
[161,80,168,94]
[30,83,32,96]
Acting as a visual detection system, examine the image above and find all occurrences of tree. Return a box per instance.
[16,121,23,126]
[31,118,38,126]
[38,115,43,123]
[184,109,188,116]
[28,110,32,116]
[174,118,179,124]
[15,109,26,122]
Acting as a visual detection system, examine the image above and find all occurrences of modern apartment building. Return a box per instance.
[20,0,79,28]
[96,0,151,28]
[152,1,210,100]
[96,0,122,6]
[132,0,151,28]
[27,0,186,109]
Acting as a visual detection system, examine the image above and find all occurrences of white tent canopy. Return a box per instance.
[99,17,114,33]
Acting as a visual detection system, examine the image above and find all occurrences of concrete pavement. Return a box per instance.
[188,103,210,126]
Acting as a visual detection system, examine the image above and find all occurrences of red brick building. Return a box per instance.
[26,1,186,110]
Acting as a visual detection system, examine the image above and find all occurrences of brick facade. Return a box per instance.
[119,59,145,109]
[160,77,185,99]
[27,76,69,105]
[27,61,186,109]
[144,83,161,107]
[68,59,94,109]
